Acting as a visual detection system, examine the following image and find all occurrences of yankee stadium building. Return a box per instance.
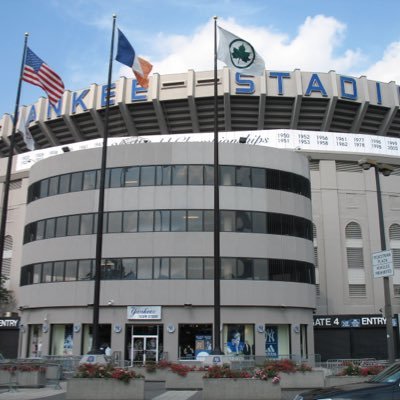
[1,67,400,363]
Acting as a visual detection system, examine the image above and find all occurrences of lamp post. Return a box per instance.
[358,158,395,364]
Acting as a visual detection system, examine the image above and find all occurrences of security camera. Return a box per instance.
[357,158,373,170]
[380,164,394,177]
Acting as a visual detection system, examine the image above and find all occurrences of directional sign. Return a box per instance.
[372,250,394,278]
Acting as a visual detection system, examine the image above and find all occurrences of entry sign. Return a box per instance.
[372,250,394,278]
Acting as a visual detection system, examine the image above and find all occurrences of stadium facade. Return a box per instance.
[1,67,400,362]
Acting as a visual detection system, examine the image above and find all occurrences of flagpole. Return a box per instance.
[212,16,223,355]
[90,14,117,355]
[0,33,29,299]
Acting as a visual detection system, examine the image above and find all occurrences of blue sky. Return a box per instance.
[1,0,400,117]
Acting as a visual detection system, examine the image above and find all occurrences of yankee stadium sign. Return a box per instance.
[5,69,398,130]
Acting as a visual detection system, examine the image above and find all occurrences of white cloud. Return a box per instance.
[115,15,365,78]
[363,42,400,83]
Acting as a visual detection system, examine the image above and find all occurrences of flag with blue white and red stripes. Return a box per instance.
[22,47,65,105]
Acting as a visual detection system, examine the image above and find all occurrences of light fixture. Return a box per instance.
[239,136,248,144]
[62,146,70,153]
[107,300,114,306]
[183,303,192,308]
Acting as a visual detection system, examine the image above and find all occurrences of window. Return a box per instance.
[236,211,251,233]
[44,219,55,239]
[187,210,203,231]
[154,258,169,279]
[154,211,170,232]
[253,259,269,280]
[221,211,235,232]
[55,217,67,237]
[42,262,53,283]
[123,211,138,232]
[221,258,236,279]
[138,211,154,232]
[170,258,186,279]
[220,166,235,185]
[187,258,203,279]
[123,167,139,187]
[78,260,92,280]
[188,165,203,185]
[122,259,136,280]
[156,166,171,185]
[83,170,97,190]
[171,211,186,231]
[67,215,80,236]
[141,166,156,186]
[65,261,77,281]
[48,176,59,196]
[172,165,187,185]
[252,212,266,233]
[70,172,83,192]
[346,222,366,297]
[109,168,123,188]
[53,261,65,282]
[137,258,153,279]
[108,212,122,233]
[251,168,265,188]
[236,166,251,187]
[80,214,94,235]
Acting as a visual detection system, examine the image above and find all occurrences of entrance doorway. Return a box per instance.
[131,335,158,365]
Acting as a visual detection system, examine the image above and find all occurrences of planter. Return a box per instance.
[165,370,204,389]
[66,378,145,400]
[131,367,168,381]
[325,375,368,387]
[17,370,46,388]
[280,370,325,389]
[0,370,15,385]
[203,378,281,400]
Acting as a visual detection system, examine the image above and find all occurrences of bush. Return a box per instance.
[75,364,143,383]
[203,364,252,379]
[263,359,312,374]
[339,362,385,377]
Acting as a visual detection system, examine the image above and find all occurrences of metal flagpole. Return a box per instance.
[212,16,223,355]
[90,14,117,354]
[0,33,29,298]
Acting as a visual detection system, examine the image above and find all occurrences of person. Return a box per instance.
[243,340,251,357]
[183,345,194,358]
[227,331,242,354]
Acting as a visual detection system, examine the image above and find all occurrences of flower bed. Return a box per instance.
[75,363,143,383]
[0,363,47,388]
[325,362,384,387]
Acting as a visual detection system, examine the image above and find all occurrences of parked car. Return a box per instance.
[294,362,400,399]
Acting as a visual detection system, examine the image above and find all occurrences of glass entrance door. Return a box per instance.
[131,335,158,365]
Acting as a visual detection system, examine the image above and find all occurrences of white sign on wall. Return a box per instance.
[372,250,394,278]
[127,306,162,320]
[15,129,400,172]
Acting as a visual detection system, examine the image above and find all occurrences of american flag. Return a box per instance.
[22,48,65,105]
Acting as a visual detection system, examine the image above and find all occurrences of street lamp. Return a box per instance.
[358,158,395,364]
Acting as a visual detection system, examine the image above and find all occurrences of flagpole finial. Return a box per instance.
[213,16,218,20]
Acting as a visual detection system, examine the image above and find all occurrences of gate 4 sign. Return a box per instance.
[372,250,394,278]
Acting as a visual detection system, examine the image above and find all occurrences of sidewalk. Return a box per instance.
[0,381,300,400]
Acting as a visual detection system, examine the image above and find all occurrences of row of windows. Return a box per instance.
[20,257,315,286]
[27,164,311,203]
[23,209,313,244]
